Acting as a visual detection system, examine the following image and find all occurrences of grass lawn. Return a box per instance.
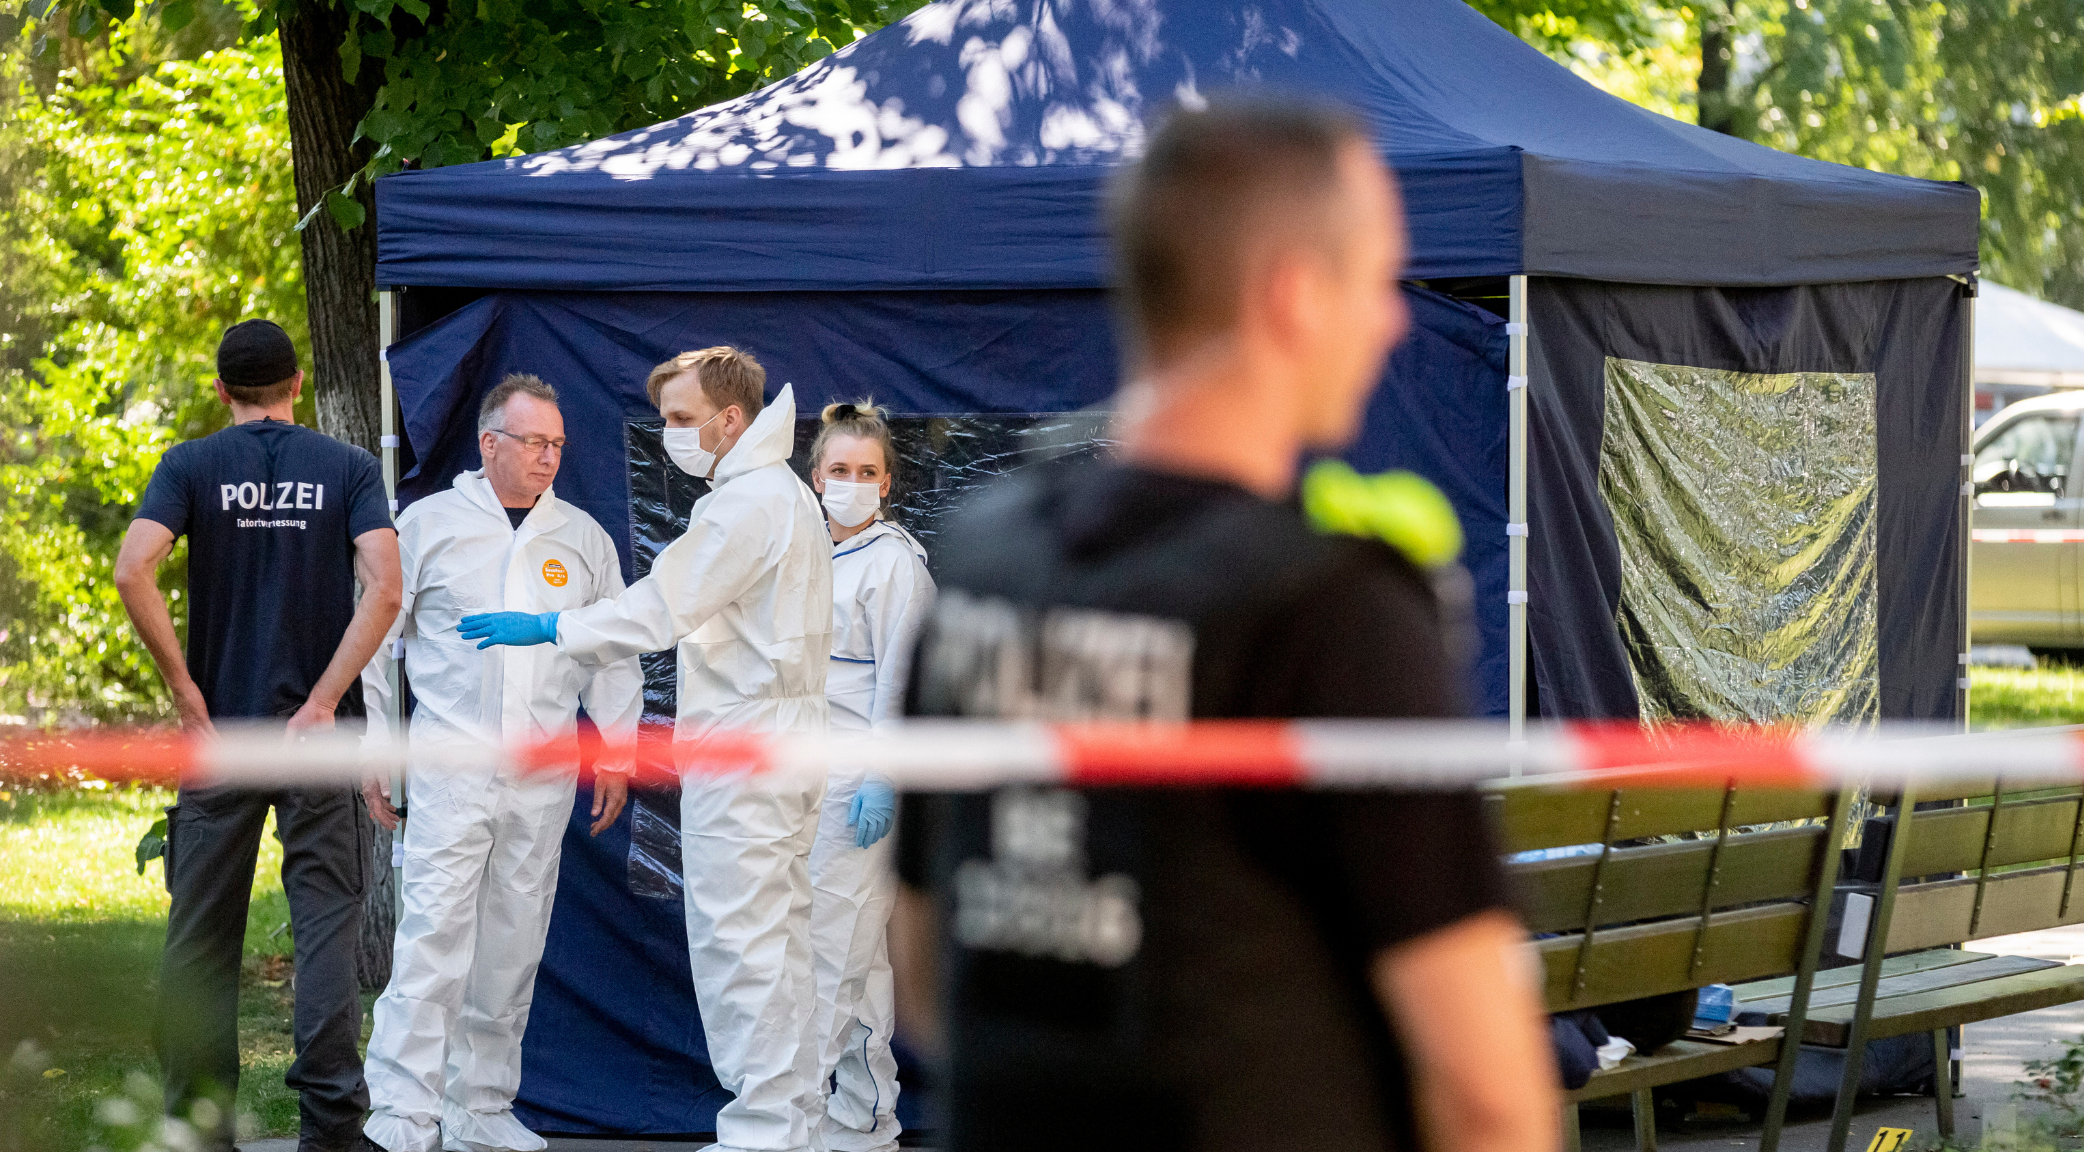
[1971,663,2084,729]
[0,784,311,1151]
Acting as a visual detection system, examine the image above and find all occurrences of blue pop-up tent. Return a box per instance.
[373,0,1981,1134]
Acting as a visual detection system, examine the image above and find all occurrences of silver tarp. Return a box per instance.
[1600,358,1878,725]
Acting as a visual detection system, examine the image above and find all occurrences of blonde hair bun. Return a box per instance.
[811,397,899,484]
[821,399,882,424]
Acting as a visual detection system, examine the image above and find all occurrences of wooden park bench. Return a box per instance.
[1780,777,2084,1152]
[1493,776,1857,1152]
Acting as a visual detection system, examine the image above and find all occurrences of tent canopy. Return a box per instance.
[1978,282,2084,387]
[375,0,1979,293]
[372,3,1975,1136]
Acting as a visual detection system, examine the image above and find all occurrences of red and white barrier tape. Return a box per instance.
[0,719,2080,792]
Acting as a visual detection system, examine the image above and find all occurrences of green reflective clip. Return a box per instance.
[1301,459,1463,569]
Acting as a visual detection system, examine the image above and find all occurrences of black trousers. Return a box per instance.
[158,784,370,1149]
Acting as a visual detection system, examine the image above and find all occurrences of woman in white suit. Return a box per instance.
[805,399,933,1152]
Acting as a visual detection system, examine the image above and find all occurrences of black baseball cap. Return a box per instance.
[216,319,299,390]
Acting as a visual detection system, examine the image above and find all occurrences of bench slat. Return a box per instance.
[1742,954,2055,1022]
[1886,864,2084,953]
[1800,962,2084,1045]
[1512,826,1825,933]
[1490,787,1830,854]
[1899,796,2084,877]
[1730,950,1994,1002]
[1566,1035,1785,1103]
[1889,775,2083,807]
[1540,903,1807,1012]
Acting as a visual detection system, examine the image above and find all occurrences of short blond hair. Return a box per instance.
[645,346,765,419]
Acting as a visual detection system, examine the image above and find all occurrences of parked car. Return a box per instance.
[1971,389,2084,648]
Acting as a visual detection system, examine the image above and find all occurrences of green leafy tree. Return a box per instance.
[1690,0,2084,304]
[1466,0,1664,58]
[1479,0,2084,311]
[345,0,914,186]
[0,0,924,724]
[30,0,923,457]
[0,23,306,721]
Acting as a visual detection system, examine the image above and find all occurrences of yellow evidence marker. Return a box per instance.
[1863,1128,1914,1152]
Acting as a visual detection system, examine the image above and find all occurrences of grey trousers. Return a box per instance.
[157,784,370,1150]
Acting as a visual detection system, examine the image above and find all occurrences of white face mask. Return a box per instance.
[821,477,882,527]
[661,410,723,477]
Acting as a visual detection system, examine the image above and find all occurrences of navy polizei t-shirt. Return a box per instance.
[135,419,393,720]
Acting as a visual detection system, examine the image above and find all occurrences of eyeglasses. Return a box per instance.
[490,429,566,453]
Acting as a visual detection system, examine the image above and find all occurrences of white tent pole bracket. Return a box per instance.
[1508,275,1530,757]
[1959,279,1977,732]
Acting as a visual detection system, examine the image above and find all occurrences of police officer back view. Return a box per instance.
[115,319,403,1152]
[893,98,1560,1151]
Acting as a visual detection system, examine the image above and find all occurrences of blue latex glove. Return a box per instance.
[847,778,897,849]
[457,611,559,650]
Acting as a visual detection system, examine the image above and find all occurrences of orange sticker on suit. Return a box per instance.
[542,558,568,587]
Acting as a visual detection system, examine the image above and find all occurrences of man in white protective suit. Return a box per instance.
[359,373,643,1152]
[460,347,834,1152]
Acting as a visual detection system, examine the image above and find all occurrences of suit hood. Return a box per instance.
[715,382,797,483]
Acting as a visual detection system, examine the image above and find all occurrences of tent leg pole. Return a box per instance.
[1959,279,1977,734]
[379,289,403,923]
[1508,274,1529,764]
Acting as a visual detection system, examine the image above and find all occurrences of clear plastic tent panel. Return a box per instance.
[621,412,1114,899]
[1599,358,1879,725]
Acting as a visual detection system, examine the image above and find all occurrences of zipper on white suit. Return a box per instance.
[492,514,538,773]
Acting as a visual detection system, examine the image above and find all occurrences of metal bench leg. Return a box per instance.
[1633,1088,1658,1152]
[1932,1028,1956,1138]
[1766,789,1858,1152]
[1563,1102,1582,1152]
[1760,1033,1800,1152]
[1828,787,1921,1152]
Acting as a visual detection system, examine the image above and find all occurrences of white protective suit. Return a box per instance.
[359,470,643,1152]
[809,518,933,1152]
[553,384,833,1152]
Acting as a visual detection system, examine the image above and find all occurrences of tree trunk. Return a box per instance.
[278,0,384,454]
[356,794,397,992]
[1697,3,1738,137]
[279,4,393,981]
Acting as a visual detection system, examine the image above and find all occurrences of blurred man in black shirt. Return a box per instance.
[892,97,1558,1152]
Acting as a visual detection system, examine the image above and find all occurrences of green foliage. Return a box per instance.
[0,0,923,723]
[1735,1,1953,174]
[49,0,924,200]
[1466,0,1665,57]
[0,24,306,722]
[1727,0,2084,306]
[342,0,923,179]
[133,815,165,873]
[1932,0,2084,309]
[2023,1031,2084,1136]
[1477,1,2084,311]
